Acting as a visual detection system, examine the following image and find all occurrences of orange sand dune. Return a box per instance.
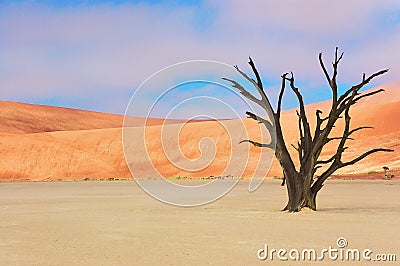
[0,100,123,134]
[0,83,399,181]
[0,100,190,134]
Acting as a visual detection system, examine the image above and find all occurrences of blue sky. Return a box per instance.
[1,0,399,118]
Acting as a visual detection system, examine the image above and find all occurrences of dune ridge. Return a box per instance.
[0,83,399,181]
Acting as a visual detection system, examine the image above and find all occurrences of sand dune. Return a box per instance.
[0,100,123,134]
[0,83,399,181]
[0,100,189,134]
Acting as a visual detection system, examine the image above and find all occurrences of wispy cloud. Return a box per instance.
[0,0,399,115]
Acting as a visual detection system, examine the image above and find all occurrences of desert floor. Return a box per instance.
[0,180,399,265]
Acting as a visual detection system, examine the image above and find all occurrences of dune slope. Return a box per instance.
[0,83,399,181]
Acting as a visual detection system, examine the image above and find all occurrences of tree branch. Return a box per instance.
[353,89,385,103]
[286,73,312,160]
[326,136,354,143]
[319,52,331,85]
[331,47,344,102]
[239,139,274,149]
[313,109,327,141]
[316,155,336,165]
[337,69,389,105]
[231,63,273,111]
[222,77,263,107]
[348,126,373,136]
[276,73,288,118]
[341,148,394,167]
[245,111,274,137]
[248,57,264,91]
[291,143,299,151]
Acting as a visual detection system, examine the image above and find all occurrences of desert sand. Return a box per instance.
[0,180,399,265]
[0,84,399,264]
[0,83,399,181]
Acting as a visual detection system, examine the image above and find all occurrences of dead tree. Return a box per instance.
[383,166,389,177]
[383,166,394,178]
[223,48,394,212]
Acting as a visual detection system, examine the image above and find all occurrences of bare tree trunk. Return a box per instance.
[282,172,317,212]
[283,172,303,212]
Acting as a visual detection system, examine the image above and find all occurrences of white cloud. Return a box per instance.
[0,0,399,114]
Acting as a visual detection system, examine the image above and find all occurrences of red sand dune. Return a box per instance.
[0,100,191,134]
[0,101,123,134]
[0,83,399,181]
